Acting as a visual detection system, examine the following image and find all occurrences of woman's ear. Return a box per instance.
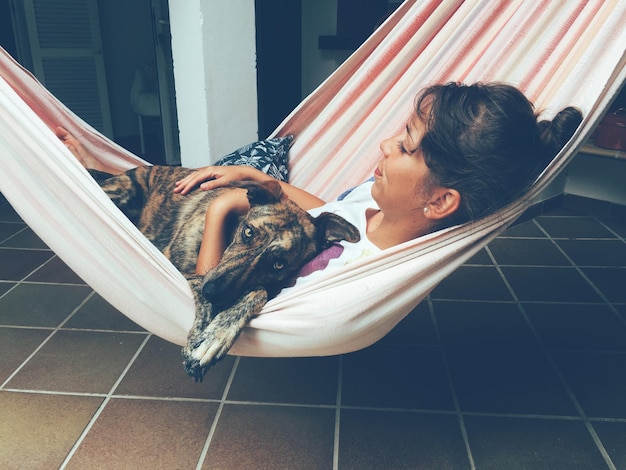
[424,188,461,220]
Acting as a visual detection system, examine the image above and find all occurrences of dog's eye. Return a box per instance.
[242,226,254,240]
[272,261,285,271]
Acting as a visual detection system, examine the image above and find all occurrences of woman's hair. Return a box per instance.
[415,82,582,226]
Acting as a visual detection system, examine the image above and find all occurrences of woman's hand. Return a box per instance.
[174,164,327,212]
[174,165,269,195]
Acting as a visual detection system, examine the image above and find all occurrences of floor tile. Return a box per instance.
[446,347,577,415]
[203,404,334,470]
[0,223,27,244]
[465,415,608,470]
[0,327,51,383]
[66,398,218,470]
[582,267,626,303]
[0,391,103,470]
[524,303,626,352]
[430,266,513,301]
[501,266,603,302]
[487,238,570,266]
[599,216,626,237]
[382,301,438,346]
[115,335,234,399]
[64,293,144,331]
[228,356,339,405]
[433,300,538,348]
[0,283,92,327]
[552,351,626,419]
[0,248,54,280]
[0,281,15,297]
[502,219,546,238]
[592,420,626,469]
[0,203,23,222]
[0,226,48,249]
[536,216,616,239]
[342,344,454,410]
[464,247,493,265]
[556,239,626,267]
[26,255,85,284]
[6,330,146,394]
[339,409,469,469]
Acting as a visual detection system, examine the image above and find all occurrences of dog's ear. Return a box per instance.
[314,212,360,248]
[230,180,284,205]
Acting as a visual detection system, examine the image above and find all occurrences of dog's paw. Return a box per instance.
[182,355,209,382]
[182,332,230,382]
[183,288,267,381]
[182,325,241,382]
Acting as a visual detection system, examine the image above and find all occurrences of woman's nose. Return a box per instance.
[380,136,393,156]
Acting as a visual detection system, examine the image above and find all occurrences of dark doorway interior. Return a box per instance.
[0,2,18,59]
[255,0,302,139]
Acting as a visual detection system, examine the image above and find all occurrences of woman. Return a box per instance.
[58,82,582,281]
[171,82,582,278]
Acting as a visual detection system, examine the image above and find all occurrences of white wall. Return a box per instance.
[168,0,349,167]
[169,0,258,167]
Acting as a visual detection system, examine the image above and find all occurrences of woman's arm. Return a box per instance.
[195,188,250,275]
[174,165,326,211]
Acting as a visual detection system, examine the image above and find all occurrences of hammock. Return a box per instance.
[1,0,625,358]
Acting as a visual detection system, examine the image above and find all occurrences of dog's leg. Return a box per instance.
[182,283,267,381]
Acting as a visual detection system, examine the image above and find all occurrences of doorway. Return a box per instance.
[255,0,302,139]
[5,0,180,165]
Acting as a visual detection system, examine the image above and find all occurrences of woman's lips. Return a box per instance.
[374,166,382,177]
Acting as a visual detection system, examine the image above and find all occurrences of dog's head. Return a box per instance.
[201,180,360,308]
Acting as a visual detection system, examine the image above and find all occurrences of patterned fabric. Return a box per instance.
[215,135,293,181]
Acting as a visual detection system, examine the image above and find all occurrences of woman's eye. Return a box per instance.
[242,226,253,239]
[397,141,408,153]
[272,261,284,270]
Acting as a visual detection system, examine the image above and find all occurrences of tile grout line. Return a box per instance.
[427,297,476,470]
[5,385,625,423]
[0,224,32,245]
[332,355,343,470]
[593,215,626,245]
[195,356,241,469]
[58,332,153,469]
[485,229,617,470]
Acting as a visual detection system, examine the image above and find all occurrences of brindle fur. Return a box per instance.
[91,166,360,380]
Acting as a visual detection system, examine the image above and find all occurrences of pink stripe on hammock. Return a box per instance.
[1,0,625,357]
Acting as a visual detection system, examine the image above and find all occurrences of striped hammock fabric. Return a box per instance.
[1,0,625,357]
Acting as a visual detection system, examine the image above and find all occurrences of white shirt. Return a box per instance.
[282,180,380,292]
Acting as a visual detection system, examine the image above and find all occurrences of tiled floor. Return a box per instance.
[1,192,625,470]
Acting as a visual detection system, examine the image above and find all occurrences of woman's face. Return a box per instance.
[372,114,434,216]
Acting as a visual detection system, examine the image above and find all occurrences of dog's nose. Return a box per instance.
[202,281,218,301]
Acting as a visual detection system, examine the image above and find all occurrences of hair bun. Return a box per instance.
[538,106,583,161]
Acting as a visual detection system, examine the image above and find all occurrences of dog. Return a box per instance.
[90,166,360,380]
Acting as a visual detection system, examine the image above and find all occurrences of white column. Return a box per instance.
[169,0,258,167]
